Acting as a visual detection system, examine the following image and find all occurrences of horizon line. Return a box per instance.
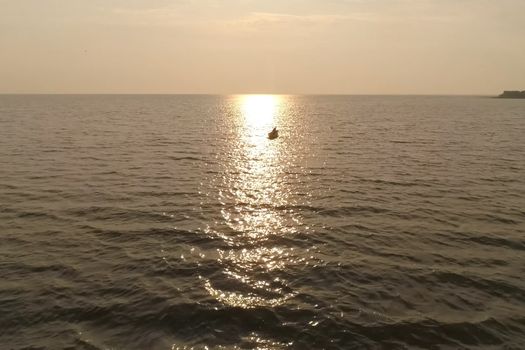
[0,92,496,97]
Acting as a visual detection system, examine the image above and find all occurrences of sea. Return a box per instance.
[0,95,524,350]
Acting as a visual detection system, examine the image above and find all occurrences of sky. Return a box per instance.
[1,0,524,94]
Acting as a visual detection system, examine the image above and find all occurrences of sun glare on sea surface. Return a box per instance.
[200,93,301,310]
[240,95,281,129]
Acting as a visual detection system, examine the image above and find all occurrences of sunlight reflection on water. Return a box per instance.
[203,95,304,309]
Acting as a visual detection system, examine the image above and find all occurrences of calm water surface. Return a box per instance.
[0,95,524,349]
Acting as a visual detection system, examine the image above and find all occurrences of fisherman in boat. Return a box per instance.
[268,127,279,139]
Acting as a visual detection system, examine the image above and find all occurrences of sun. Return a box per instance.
[240,95,280,129]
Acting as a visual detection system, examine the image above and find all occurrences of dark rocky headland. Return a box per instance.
[498,90,525,98]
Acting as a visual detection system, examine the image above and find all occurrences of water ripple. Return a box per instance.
[0,95,524,349]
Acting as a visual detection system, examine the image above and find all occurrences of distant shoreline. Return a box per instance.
[497,91,525,99]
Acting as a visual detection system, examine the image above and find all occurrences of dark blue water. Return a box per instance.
[1,95,524,349]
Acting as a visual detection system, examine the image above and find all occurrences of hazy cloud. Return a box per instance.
[1,0,524,94]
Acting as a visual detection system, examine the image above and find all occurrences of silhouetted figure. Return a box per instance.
[268,127,279,140]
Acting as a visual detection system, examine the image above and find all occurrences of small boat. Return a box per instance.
[268,127,279,140]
